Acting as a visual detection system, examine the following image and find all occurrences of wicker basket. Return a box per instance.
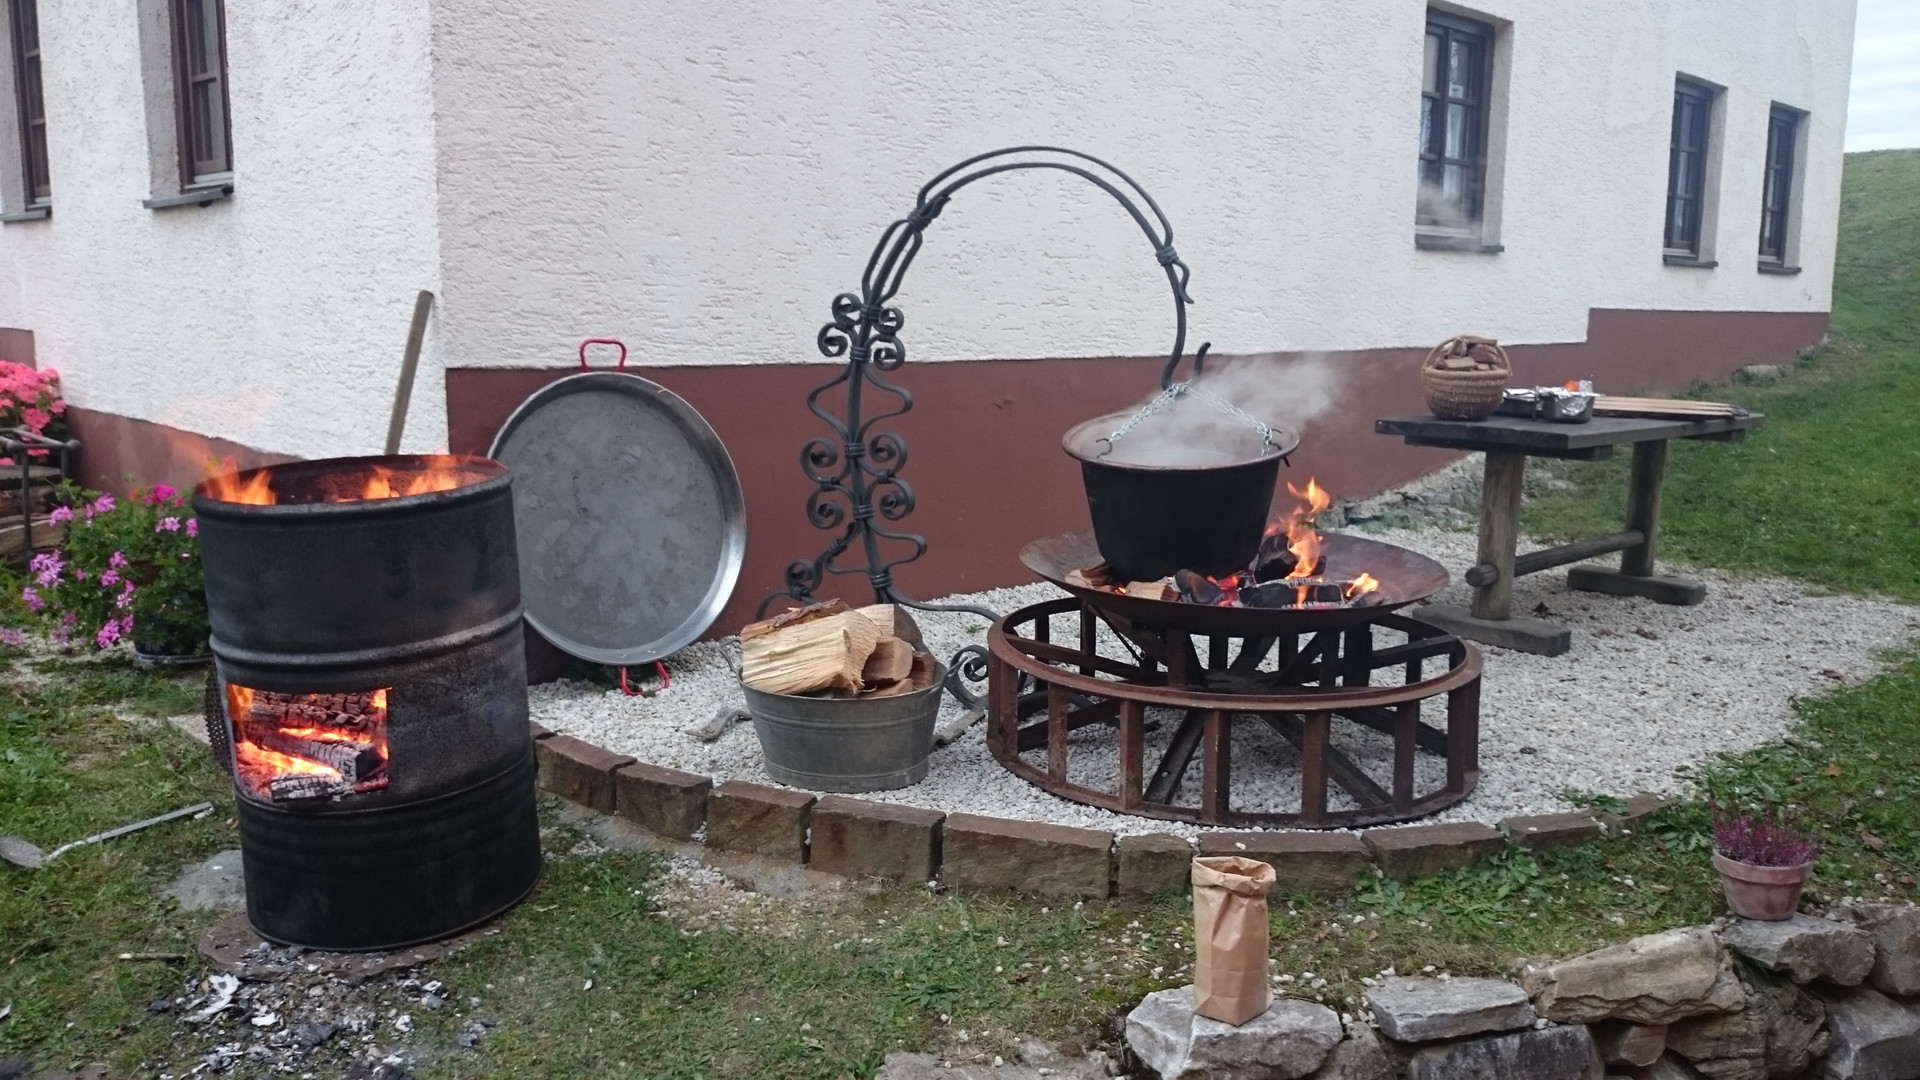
[1421,335,1511,420]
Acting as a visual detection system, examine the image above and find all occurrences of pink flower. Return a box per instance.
[108,551,127,568]
[49,400,64,414]
[100,569,120,587]
[91,494,115,515]
[30,550,62,587]
[151,483,177,504]
[156,517,181,533]
[95,620,121,649]
[73,569,86,581]
[185,519,198,538]
[20,408,48,431]
[48,505,71,524]
[21,587,42,611]
[0,628,25,647]
[114,582,135,610]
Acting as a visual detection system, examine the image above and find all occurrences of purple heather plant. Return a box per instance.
[1710,795,1822,868]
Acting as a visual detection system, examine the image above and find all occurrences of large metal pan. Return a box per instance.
[489,343,745,666]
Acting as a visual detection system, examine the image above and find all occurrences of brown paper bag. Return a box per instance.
[1190,855,1277,1025]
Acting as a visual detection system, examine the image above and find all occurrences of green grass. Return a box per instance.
[1523,149,1920,600]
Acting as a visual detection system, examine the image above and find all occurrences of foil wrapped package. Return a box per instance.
[1498,383,1595,423]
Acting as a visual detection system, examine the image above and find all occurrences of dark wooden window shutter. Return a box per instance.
[171,0,232,182]
[8,0,49,202]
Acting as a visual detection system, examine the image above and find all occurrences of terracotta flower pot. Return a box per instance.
[1712,851,1812,921]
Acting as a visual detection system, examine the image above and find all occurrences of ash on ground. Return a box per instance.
[144,947,498,1079]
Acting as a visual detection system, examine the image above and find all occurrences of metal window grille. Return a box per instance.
[170,0,231,182]
[7,0,47,202]
[1417,11,1492,230]
[1664,79,1714,255]
[1759,105,1799,263]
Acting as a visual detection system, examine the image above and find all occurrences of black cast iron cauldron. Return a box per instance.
[1063,410,1299,581]
[193,455,541,951]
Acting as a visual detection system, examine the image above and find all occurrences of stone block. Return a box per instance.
[1815,987,1920,1080]
[1404,1024,1599,1080]
[940,814,1111,899]
[1597,793,1670,832]
[1126,985,1342,1080]
[1720,913,1875,987]
[1304,1023,1397,1079]
[1840,903,1920,997]
[705,780,814,862]
[1503,811,1605,852]
[1666,963,1826,1079]
[1362,822,1504,881]
[612,761,711,841]
[1365,976,1535,1042]
[1198,831,1370,894]
[1116,832,1194,899]
[533,735,634,812]
[807,796,943,883]
[1521,927,1745,1025]
[1590,1020,1666,1068]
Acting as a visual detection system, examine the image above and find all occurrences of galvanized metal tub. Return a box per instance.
[741,665,946,793]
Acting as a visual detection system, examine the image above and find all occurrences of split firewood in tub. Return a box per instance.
[908,651,938,691]
[740,599,852,641]
[855,603,924,647]
[861,637,915,687]
[740,605,880,696]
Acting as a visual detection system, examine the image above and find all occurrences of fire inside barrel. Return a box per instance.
[227,685,390,802]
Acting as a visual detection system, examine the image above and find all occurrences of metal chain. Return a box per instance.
[1105,381,1275,455]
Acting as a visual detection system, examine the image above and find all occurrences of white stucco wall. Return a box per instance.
[0,0,1855,460]
[431,0,1855,374]
[0,0,445,459]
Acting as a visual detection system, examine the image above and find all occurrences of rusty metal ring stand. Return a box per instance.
[985,598,1483,830]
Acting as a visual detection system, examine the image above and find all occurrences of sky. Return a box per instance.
[1848,0,1920,151]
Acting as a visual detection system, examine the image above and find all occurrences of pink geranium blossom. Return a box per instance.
[156,517,181,533]
[21,587,43,611]
[48,505,72,524]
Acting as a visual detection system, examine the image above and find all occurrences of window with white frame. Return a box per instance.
[1417,10,1494,234]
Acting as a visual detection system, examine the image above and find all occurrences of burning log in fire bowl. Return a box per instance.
[194,455,541,951]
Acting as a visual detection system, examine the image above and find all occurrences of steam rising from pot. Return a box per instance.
[1100,354,1345,467]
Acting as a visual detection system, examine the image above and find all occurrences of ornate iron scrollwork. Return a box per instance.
[767,146,1203,712]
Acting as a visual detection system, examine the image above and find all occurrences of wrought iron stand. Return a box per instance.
[769,146,1208,711]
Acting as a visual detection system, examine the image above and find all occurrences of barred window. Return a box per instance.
[7,0,47,202]
[1758,105,1800,264]
[1664,79,1714,256]
[1417,11,1493,230]
[171,0,231,182]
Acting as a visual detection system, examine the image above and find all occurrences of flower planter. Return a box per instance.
[1712,851,1812,921]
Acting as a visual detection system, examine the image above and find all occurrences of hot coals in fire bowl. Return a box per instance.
[193,455,541,951]
[990,521,1483,829]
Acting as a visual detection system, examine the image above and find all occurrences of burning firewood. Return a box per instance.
[249,728,383,785]
[1124,580,1178,601]
[740,608,881,696]
[1172,569,1224,605]
[1065,563,1114,589]
[268,774,354,801]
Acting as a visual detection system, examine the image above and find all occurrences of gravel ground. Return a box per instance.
[530,526,1920,837]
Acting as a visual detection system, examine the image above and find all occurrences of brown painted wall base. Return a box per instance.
[64,407,296,494]
[51,306,1824,635]
[445,307,1826,631]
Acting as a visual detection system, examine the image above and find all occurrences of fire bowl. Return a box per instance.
[1021,530,1450,636]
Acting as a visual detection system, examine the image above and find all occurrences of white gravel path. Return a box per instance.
[530,526,1920,837]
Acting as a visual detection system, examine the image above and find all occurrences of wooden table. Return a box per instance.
[1373,412,1766,655]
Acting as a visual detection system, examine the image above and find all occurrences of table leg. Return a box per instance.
[1566,439,1707,605]
[1622,438,1666,576]
[1412,450,1572,656]
[1470,450,1525,621]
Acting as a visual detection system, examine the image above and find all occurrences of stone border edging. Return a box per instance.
[529,723,1669,897]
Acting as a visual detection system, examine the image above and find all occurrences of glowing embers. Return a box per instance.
[227,685,390,802]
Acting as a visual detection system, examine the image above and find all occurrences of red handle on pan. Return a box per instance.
[579,338,628,372]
